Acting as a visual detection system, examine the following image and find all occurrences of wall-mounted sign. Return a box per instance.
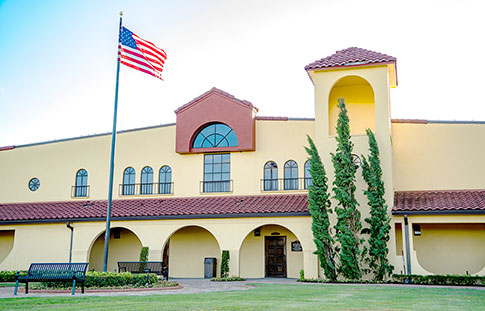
[291,241,302,252]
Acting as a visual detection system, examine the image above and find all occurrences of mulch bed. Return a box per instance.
[25,285,183,293]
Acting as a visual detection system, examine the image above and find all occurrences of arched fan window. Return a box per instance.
[192,123,238,148]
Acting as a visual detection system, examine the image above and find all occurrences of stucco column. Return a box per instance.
[303,250,318,279]
[228,250,240,277]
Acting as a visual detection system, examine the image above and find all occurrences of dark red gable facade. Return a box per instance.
[175,87,258,154]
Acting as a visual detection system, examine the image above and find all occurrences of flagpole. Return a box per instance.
[102,11,123,272]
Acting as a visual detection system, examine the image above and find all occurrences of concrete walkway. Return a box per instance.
[1,278,483,298]
[0,278,296,298]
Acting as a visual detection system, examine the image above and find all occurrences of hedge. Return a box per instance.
[0,271,26,282]
[298,274,485,287]
[392,274,485,286]
[211,276,245,282]
[41,271,159,289]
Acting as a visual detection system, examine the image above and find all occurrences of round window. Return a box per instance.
[29,178,40,191]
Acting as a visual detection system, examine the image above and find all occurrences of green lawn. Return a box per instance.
[1,283,484,311]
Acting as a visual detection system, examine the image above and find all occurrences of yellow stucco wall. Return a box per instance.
[168,226,221,278]
[240,225,303,278]
[392,122,485,190]
[0,230,14,264]
[0,120,314,203]
[2,62,485,279]
[0,216,319,277]
[394,214,485,276]
[413,223,485,275]
[89,228,142,272]
[328,76,376,136]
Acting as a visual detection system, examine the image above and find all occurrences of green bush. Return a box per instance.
[211,276,245,282]
[392,274,485,286]
[139,246,149,272]
[0,271,26,282]
[299,269,305,281]
[220,250,230,278]
[41,271,159,289]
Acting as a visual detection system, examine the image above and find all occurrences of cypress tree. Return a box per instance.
[304,135,337,280]
[361,129,394,280]
[331,98,362,280]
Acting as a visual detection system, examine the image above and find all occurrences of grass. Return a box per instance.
[1,283,484,310]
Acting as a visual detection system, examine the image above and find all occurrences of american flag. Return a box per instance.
[118,26,166,80]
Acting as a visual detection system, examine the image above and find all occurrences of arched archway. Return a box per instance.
[163,225,222,278]
[88,227,143,272]
[239,224,304,278]
[328,75,375,135]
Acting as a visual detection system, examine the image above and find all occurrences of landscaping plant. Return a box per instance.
[139,246,149,272]
[220,250,230,278]
[361,129,393,280]
[304,135,337,281]
[331,98,363,280]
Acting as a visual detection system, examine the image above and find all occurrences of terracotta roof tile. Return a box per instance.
[0,194,309,223]
[391,119,428,124]
[255,116,289,121]
[305,47,396,71]
[393,190,485,214]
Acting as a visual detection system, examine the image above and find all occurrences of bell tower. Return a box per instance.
[305,47,399,272]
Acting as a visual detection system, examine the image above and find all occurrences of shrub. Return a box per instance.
[139,246,149,272]
[41,271,159,289]
[392,274,485,286]
[211,276,245,282]
[299,269,305,281]
[220,250,230,278]
[0,271,26,282]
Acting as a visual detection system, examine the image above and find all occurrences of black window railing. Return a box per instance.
[119,182,174,196]
[72,185,90,198]
[260,178,312,192]
[200,180,233,193]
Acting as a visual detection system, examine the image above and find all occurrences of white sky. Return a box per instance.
[0,0,484,146]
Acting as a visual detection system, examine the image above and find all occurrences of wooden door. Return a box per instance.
[265,236,287,277]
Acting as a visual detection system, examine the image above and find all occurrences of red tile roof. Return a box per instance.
[393,190,485,214]
[305,47,396,71]
[391,119,428,124]
[255,116,289,121]
[174,87,257,114]
[0,194,309,224]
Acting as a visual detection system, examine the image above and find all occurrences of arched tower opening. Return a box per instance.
[328,75,375,136]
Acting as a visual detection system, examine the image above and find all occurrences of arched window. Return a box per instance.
[75,169,88,197]
[304,160,312,189]
[159,165,172,194]
[123,167,136,195]
[192,123,238,148]
[263,161,278,191]
[284,160,298,190]
[141,166,154,195]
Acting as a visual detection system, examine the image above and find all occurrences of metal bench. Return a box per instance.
[14,263,89,295]
[117,261,168,280]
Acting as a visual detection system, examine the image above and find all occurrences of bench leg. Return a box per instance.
[71,279,76,295]
[14,280,19,296]
[25,282,28,294]
[82,282,85,294]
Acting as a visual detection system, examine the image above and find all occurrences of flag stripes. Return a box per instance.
[118,26,166,80]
